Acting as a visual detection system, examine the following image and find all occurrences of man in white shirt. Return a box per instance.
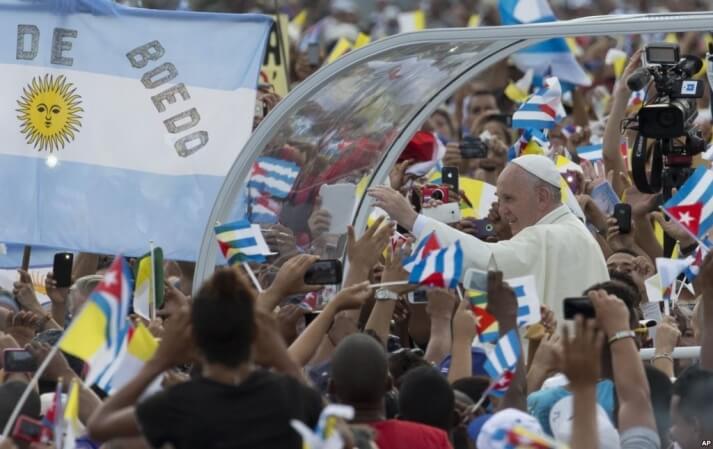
[369,154,609,319]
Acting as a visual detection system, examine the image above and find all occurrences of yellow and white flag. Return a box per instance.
[63,379,81,449]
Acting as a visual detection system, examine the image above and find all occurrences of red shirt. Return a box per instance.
[370,420,453,449]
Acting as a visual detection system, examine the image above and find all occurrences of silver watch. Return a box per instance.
[375,288,399,301]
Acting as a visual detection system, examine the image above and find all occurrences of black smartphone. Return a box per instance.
[53,252,74,288]
[614,203,632,234]
[304,259,343,285]
[442,166,459,193]
[459,136,488,159]
[307,42,320,67]
[408,289,428,304]
[487,113,512,127]
[3,349,38,372]
[305,311,320,326]
[563,297,596,320]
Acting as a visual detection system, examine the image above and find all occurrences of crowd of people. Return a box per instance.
[2,0,713,448]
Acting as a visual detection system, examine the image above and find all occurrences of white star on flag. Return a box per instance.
[103,270,117,287]
[678,211,694,227]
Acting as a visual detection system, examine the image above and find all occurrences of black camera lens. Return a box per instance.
[658,109,676,128]
[485,223,494,232]
[431,190,444,200]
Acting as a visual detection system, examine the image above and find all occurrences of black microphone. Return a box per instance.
[627,67,652,91]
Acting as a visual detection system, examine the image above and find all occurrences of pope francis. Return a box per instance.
[369,154,609,319]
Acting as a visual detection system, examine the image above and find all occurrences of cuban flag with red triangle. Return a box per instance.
[408,240,463,288]
[402,231,441,272]
[663,166,713,241]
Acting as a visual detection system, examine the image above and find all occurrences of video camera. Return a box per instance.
[625,43,706,195]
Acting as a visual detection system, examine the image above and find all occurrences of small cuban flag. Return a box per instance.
[505,275,542,327]
[402,231,441,272]
[474,307,500,344]
[408,241,463,289]
[248,157,300,199]
[214,219,273,265]
[656,257,692,290]
[484,329,521,380]
[512,77,565,130]
[663,166,713,241]
[576,144,604,163]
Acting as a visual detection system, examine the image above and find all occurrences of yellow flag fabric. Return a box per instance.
[290,9,308,31]
[128,322,159,361]
[59,302,109,362]
[260,15,291,97]
[398,10,426,32]
[468,15,480,27]
[326,37,353,64]
[460,177,497,219]
[354,33,372,49]
[63,379,81,449]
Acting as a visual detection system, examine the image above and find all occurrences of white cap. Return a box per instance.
[549,396,620,449]
[511,154,562,188]
[476,408,544,449]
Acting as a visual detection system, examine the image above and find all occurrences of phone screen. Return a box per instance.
[4,350,37,372]
[304,260,342,285]
[563,297,596,320]
[53,252,74,288]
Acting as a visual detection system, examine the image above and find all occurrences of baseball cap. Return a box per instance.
[476,408,543,449]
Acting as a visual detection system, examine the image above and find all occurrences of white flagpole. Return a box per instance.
[242,262,263,293]
[149,240,156,321]
[368,280,409,289]
[2,343,61,437]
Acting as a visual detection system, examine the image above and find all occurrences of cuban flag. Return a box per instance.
[408,241,463,289]
[474,306,500,344]
[248,157,301,199]
[402,231,441,272]
[506,275,542,327]
[684,244,710,282]
[656,257,691,289]
[59,256,133,386]
[512,77,565,130]
[214,219,273,265]
[509,128,550,160]
[484,329,521,380]
[0,1,271,261]
[499,0,591,86]
[490,369,514,398]
[663,166,713,240]
[249,189,282,224]
[577,144,604,163]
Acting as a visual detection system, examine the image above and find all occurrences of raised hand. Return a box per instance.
[561,316,604,390]
[267,254,322,297]
[329,281,372,314]
[367,187,418,231]
[152,305,195,370]
[45,272,69,306]
[452,298,477,345]
[26,340,75,382]
[346,215,393,271]
[13,270,43,315]
[5,311,40,347]
[425,288,457,321]
[485,271,518,331]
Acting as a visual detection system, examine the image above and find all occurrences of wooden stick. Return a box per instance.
[21,245,31,271]
[242,262,263,293]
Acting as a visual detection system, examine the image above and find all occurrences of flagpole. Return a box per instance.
[2,343,61,437]
[149,241,156,321]
[469,380,496,414]
[368,280,409,289]
[242,262,264,293]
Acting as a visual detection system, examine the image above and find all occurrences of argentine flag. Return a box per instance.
[0,1,271,260]
[499,0,591,86]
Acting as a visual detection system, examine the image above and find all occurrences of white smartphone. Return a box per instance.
[319,183,357,234]
[421,202,461,224]
[463,268,488,291]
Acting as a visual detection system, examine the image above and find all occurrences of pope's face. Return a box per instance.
[496,165,542,235]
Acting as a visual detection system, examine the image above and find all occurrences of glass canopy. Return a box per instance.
[194,11,713,292]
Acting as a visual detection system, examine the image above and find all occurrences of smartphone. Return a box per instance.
[442,166,459,193]
[563,297,596,320]
[463,268,488,291]
[421,202,461,224]
[305,311,320,326]
[307,42,320,67]
[470,218,497,240]
[12,415,43,443]
[407,289,428,304]
[614,203,632,234]
[459,136,488,159]
[254,99,266,120]
[4,349,38,372]
[53,252,74,288]
[304,259,343,285]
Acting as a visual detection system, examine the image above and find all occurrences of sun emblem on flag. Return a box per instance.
[16,74,83,152]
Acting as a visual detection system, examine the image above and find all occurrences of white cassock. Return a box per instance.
[412,204,610,320]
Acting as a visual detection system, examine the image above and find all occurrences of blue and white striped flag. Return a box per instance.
[0,1,271,261]
[248,157,301,199]
[577,144,604,162]
[512,77,565,130]
[663,166,713,241]
[484,329,521,380]
[408,240,463,289]
[499,0,591,86]
[214,219,273,265]
[506,275,541,327]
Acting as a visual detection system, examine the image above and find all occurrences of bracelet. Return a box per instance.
[651,353,673,363]
[608,330,636,345]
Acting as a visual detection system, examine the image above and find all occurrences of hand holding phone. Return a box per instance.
[613,203,632,234]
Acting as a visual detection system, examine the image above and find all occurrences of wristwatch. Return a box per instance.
[375,288,399,301]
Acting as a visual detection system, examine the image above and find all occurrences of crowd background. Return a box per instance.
[2,1,713,449]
